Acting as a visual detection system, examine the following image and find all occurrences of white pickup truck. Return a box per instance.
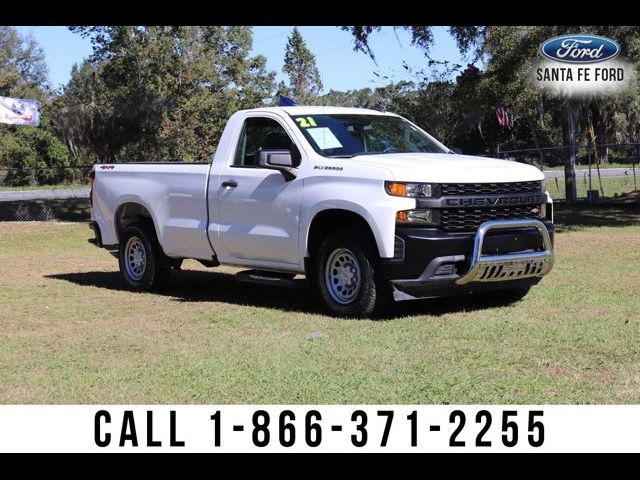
[89,106,554,317]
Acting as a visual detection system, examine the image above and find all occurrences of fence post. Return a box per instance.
[588,149,592,204]
[564,102,578,203]
[634,146,638,192]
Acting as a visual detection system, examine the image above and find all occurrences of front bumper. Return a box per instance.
[383,219,554,301]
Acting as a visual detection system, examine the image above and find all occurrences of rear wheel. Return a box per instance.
[118,222,171,291]
[313,229,390,318]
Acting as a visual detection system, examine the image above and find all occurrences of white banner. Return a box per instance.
[0,405,638,452]
[0,95,41,126]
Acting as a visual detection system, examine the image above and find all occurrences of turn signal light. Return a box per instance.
[386,182,408,197]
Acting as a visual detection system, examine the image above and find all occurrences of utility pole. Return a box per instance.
[564,100,577,204]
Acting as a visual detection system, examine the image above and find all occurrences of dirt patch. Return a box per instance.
[546,361,617,385]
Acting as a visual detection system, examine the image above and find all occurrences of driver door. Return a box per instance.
[215,115,303,265]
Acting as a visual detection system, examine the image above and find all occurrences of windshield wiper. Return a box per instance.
[326,154,360,158]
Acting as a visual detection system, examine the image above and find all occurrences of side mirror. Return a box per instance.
[255,148,300,181]
[256,148,295,168]
[450,147,463,155]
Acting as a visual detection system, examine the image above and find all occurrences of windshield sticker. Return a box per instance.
[306,127,343,150]
[295,116,318,128]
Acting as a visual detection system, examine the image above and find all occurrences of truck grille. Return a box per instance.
[440,181,542,196]
[441,205,539,232]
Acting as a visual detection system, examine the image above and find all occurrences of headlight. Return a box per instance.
[385,181,436,198]
[396,209,437,225]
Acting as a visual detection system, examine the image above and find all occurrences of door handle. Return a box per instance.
[221,180,238,188]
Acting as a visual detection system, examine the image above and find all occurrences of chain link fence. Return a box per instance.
[497,143,640,202]
[0,166,92,221]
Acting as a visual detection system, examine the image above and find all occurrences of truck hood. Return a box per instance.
[351,152,545,183]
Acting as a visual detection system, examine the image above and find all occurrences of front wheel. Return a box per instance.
[313,230,390,318]
[118,222,171,291]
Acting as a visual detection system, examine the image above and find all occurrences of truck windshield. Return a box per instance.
[290,114,449,158]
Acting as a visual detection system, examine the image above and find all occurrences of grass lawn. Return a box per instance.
[1,207,639,404]
[542,162,637,171]
[547,175,639,201]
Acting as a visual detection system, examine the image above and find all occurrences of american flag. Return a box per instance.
[495,106,513,129]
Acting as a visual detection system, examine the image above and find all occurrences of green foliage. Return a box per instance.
[0,114,72,186]
[282,27,323,104]
[0,27,71,186]
[475,25,640,185]
[342,26,640,163]
[0,26,48,99]
[317,87,382,108]
[5,24,640,189]
[342,26,435,61]
[51,60,137,165]
[58,26,276,162]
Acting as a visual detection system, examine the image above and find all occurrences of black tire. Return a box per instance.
[313,229,391,318]
[118,222,171,291]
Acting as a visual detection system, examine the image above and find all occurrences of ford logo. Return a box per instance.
[540,35,620,64]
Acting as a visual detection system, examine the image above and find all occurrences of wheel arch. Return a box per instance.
[305,208,392,317]
[114,201,160,245]
[304,208,382,261]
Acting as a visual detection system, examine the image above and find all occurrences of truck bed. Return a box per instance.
[91,162,213,260]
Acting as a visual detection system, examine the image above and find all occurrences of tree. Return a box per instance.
[344,25,640,203]
[0,114,72,185]
[474,26,640,202]
[52,60,136,165]
[59,26,276,163]
[282,27,323,104]
[0,27,71,185]
[342,26,437,61]
[317,87,380,108]
[0,26,48,99]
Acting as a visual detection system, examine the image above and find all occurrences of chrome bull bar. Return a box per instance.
[455,219,554,285]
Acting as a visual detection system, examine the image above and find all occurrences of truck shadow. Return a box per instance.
[553,201,640,232]
[47,269,528,320]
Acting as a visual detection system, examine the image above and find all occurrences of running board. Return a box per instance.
[234,270,305,288]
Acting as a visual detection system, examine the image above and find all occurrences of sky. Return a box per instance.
[15,26,467,92]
